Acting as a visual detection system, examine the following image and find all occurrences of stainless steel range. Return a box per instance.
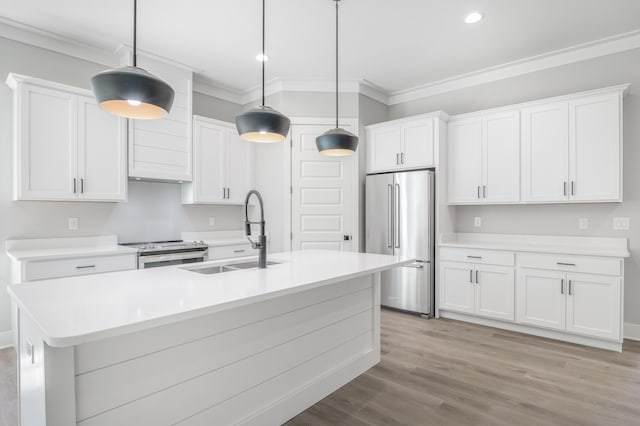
[120,240,208,269]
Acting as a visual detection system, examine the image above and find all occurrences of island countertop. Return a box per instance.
[8,250,412,348]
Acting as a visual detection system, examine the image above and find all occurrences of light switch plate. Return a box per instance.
[579,218,588,230]
[613,217,630,230]
[474,217,482,228]
[68,217,79,230]
[209,216,215,226]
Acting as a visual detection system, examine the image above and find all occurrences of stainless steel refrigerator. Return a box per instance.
[365,170,434,316]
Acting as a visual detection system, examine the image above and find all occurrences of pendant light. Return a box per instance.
[235,0,290,143]
[316,0,358,156]
[90,0,174,120]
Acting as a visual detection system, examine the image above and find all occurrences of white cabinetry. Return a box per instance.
[182,116,254,205]
[448,110,520,204]
[366,115,439,173]
[127,55,193,182]
[6,74,126,202]
[516,268,567,330]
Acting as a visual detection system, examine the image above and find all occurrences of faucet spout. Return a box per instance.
[244,190,267,269]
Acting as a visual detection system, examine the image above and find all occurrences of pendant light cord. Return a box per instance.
[133,0,137,67]
[335,0,339,129]
[262,0,266,106]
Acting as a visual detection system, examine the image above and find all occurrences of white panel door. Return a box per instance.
[193,122,225,203]
[521,102,569,202]
[367,125,401,173]
[401,118,434,169]
[77,96,126,201]
[483,110,520,203]
[225,128,254,204]
[474,264,515,321]
[17,84,77,200]
[439,262,475,314]
[291,125,354,251]
[569,93,621,202]
[516,268,566,331]
[448,118,482,204]
[566,273,621,340]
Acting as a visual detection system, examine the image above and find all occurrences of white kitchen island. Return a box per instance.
[8,250,411,426]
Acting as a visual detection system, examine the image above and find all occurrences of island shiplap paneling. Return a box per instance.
[74,287,373,420]
[73,275,378,425]
[75,276,373,374]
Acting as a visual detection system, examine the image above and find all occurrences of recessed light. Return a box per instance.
[256,53,269,62]
[465,12,483,24]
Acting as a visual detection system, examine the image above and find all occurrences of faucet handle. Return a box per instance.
[244,221,252,236]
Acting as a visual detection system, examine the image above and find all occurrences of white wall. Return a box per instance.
[389,48,640,326]
[0,37,244,341]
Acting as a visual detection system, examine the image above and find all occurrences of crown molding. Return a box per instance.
[192,76,245,104]
[387,29,640,105]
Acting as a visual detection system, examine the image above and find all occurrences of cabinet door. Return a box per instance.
[401,118,434,169]
[566,273,621,340]
[77,96,127,201]
[439,262,475,314]
[192,121,226,202]
[516,268,566,331]
[225,128,254,203]
[483,111,520,203]
[569,93,621,202]
[448,118,482,204]
[475,265,515,321]
[521,102,569,202]
[367,125,402,173]
[16,84,77,200]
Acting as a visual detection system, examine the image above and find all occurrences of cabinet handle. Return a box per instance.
[469,269,473,283]
[475,270,479,284]
[81,178,84,194]
[557,262,576,266]
[483,185,486,198]
[568,280,572,295]
[571,181,575,196]
[561,278,564,294]
[233,249,245,253]
[563,181,567,196]
[73,178,77,194]
[76,265,96,269]
[477,186,481,199]
[227,188,230,199]
[396,153,400,165]
[400,152,405,164]
[467,255,482,259]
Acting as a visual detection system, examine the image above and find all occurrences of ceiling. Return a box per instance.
[1,0,640,97]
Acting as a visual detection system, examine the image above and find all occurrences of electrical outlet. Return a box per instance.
[613,217,630,230]
[474,217,482,228]
[68,217,79,230]
[209,216,215,226]
[579,218,588,230]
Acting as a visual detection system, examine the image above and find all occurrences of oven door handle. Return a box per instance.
[139,251,208,266]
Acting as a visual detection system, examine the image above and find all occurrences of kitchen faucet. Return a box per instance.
[244,190,267,269]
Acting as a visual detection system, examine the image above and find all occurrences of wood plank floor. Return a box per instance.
[1,310,639,425]
[287,309,640,426]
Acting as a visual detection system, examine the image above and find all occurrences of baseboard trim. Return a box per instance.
[624,322,640,341]
[0,330,13,349]
[439,310,622,352]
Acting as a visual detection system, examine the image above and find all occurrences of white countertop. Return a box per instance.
[8,250,413,348]
[6,235,138,261]
[440,233,630,258]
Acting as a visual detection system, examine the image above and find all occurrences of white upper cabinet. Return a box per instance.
[7,74,126,202]
[182,116,254,205]
[569,93,621,202]
[448,110,519,204]
[127,54,193,182]
[366,116,436,173]
[448,118,483,203]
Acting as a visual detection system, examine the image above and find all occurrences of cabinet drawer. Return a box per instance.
[24,254,137,281]
[517,253,621,276]
[208,244,253,260]
[440,247,514,266]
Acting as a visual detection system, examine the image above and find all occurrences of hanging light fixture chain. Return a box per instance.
[335,0,339,129]
[262,0,266,106]
[133,0,137,67]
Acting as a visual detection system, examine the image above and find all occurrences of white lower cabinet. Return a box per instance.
[439,261,515,321]
[516,269,567,330]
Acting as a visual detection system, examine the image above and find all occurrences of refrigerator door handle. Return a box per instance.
[394,183,400,248]
[387,184,393,248]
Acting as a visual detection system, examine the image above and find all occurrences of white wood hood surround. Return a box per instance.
[9,250,411,347]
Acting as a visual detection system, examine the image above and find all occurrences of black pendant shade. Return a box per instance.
[91,66,174,120]
[235,105,291,143]
[235,0,291,143]
[90,0,174,120]
[316,0,358,156]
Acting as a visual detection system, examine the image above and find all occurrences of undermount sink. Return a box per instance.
[184,260,280,275]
